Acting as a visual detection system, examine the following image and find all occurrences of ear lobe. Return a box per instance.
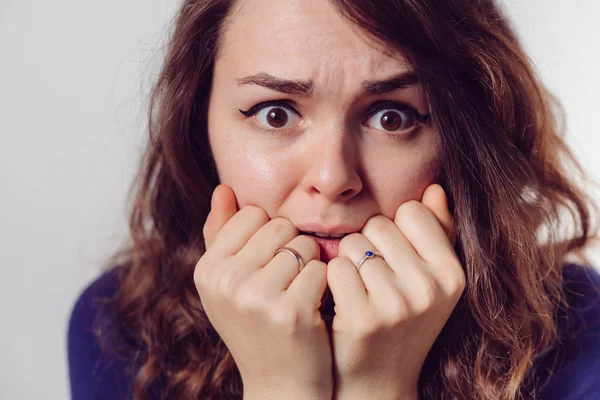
[421,184,457,246]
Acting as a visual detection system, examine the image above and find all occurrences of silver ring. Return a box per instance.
[275,247,305,273]
[356,250,384,272]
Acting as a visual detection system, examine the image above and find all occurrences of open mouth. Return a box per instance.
[299,230,350,239]
[304,235,343,262]
[299,231,356,263]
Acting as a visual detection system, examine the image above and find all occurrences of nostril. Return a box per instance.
[340,188,355,198]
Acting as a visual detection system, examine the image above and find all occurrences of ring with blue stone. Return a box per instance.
[355,250,384,272]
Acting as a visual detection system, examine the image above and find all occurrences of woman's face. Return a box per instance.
[208,0,440,262]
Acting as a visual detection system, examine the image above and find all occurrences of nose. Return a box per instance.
[301,127,363,203]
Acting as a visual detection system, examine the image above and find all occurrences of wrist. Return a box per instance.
[244,391,331,400]
[243,384,333,400]
[333,381,418,400]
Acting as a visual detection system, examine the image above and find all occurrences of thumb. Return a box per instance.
[203,184,239,250]
[421,184,457,246]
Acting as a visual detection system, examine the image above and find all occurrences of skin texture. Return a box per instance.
[198,187,333,399]
[208,0,440,237]
[200,184,462,399]
[198,0,466,398]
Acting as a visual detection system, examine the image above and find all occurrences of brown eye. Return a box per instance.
[265,107,288,128]
[365,109,414,132]
[254,105,300,129]
[239,101,302,133]
[380,111,406,131]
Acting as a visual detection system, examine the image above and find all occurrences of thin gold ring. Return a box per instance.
[275,247,305,273]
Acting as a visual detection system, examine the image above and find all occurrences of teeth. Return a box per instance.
[300,231,348,238]
[314,232,346,238]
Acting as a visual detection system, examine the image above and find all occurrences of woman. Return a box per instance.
[68,0,600,399]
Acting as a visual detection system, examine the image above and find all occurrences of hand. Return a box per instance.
[194,185,333,400]
[326,184,465,400]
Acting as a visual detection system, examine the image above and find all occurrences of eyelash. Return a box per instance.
[238,100,431,138]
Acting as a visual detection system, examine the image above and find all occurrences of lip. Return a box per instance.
[295,223,363,236]
[310,235,342,262]
[294,223,364,262]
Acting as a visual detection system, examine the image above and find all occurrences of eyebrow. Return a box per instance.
[361,71,419,94]
[236,71,419,96]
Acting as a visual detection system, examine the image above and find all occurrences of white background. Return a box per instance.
[1,1,599,399]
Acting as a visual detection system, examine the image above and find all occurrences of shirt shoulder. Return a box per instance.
[536,263,600,400]
[67,267,136,400]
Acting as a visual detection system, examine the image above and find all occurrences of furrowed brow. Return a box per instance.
[361,71,419,94]
[236,71,419,96]
[237,73,313,96]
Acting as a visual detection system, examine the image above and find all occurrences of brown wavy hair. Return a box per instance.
[101,0,600,398]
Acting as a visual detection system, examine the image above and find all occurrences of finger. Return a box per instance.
[421,184,457,246]
[236,217,299,271]
[286,259,328,316]
[209,205,270,255]
[203,185,239,250]
[256,234,321,293]
[337,233,397,299]
[394,200,456,268]
[360,215,421,278]
[360,215,434,303]
[326,256,369,317]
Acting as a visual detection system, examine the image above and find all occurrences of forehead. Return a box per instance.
[218,0,410,81]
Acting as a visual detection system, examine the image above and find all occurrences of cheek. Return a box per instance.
[369,149,440,218]
[212,140,294,211]
[208,102,296,213]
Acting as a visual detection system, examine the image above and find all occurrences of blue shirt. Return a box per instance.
[68,263,600,399]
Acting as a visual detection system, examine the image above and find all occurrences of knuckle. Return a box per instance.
[395,200,422,224]
[304,258,326,270]
[193,254,205,278]
[193,255,216,292]
[363,215,391,233]
[324,256,340,269]
[412,273,440,312]
[324,257,352,278]
[235,285,267,313]
[339,232,362,253]
[326,256,348,269]
[352,313,381,338]
[243,205,270,225]
[447,262,467,298]
[269,217,298,238]
[193,261,207,290]
[217,268,240,298]
[270,304,302,332]
[381,293,410,324]
[295,234,320,258]
[202,221,210,238]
